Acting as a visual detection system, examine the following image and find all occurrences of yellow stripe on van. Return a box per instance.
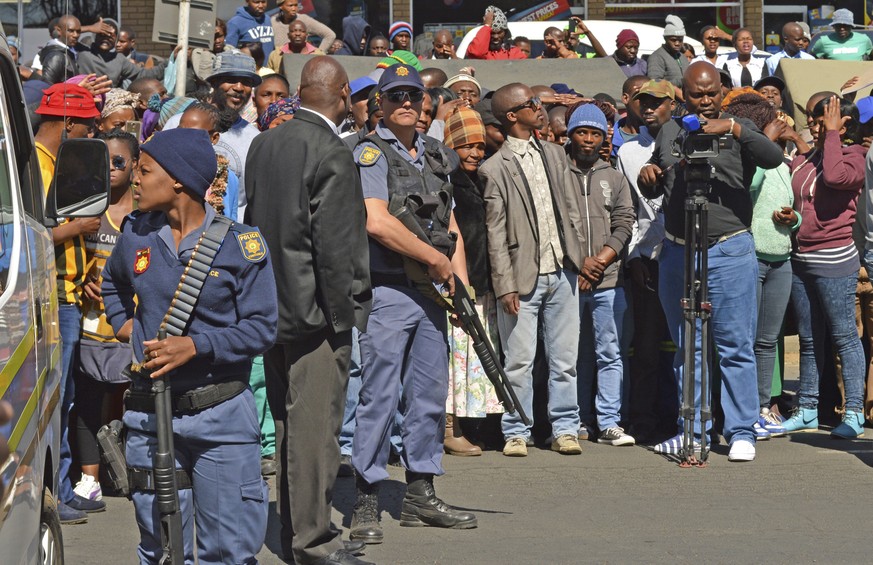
[0,327,35,399]
[6,345,59,453]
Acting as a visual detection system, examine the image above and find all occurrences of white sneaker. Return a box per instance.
[73,473,103,501]
[728,439,756,462]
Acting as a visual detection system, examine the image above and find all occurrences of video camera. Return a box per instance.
[678,115,733,160]
[671,115,735,194]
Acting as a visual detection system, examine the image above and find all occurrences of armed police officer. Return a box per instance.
[102,128,278,564]
[638,61,783,463]
[349,64,477,545]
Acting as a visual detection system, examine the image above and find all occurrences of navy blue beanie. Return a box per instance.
[567,103,608,136]
[141,129,217,199]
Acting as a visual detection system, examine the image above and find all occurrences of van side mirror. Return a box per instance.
[44,138,110,227]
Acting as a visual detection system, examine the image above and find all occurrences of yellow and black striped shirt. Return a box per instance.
[37,142,86,306]
[81,211,124,342]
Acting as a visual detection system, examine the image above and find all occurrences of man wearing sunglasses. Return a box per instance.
[350,64,477,546]
[479,83,587,458]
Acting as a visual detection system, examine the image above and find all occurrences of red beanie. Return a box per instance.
[615,29,639,48]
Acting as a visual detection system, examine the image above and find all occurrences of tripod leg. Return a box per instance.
[679,200,698,465]
[697,203,712,463]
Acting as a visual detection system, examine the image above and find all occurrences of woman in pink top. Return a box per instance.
[784,94,867,438]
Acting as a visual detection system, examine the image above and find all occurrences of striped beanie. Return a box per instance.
[389,21,413,41]
[444,107,486,149]
[158,96,196,129]
[376,50,423,71]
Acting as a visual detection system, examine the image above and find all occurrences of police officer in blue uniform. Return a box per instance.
[349,64,477,544]
[101,128,278,564]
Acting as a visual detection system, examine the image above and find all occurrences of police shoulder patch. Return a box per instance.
[236,228,267,263]
[357,145,382,166]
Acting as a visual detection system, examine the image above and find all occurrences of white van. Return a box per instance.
[457,20,734,59]
[0,27,109,565]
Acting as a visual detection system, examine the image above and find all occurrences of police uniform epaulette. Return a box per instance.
[230,222,268,263]
[354,141,383,167]
[119,209,155,232]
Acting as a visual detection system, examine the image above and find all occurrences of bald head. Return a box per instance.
[420,68,448,88]
[56,15,81,48]
[299,57,348,103]
[782,22,802,37]
[492,83,531,125]
[531,85,556,99]
[433,30,452,44]
[683,61,723,118]
[683,61,720,88]
[782,22,806,56]
[544,26,562,39]
[299,57,350,123]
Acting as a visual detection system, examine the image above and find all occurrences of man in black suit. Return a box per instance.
[245,56,373,565]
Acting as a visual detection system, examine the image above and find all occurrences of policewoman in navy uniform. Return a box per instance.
[349,64,477,544]
[101,128,278,564]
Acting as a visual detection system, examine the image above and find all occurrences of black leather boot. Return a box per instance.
[349,475,383,544]
[400,472,477,529]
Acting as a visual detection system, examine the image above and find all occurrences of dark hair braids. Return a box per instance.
[723,93,776,131]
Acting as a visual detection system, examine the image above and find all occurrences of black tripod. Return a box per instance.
[679,161,713,468]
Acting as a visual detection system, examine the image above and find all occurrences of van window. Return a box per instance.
[0,92,12,292]
[0,53,41,220]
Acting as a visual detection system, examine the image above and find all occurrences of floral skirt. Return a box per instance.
[447,291,504,417]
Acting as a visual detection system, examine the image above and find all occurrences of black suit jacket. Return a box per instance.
[245,108,371,342]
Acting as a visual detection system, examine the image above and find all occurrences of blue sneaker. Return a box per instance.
[58,501,87,525]
[782,407,818,433]
[831,410,865,439]
[66,494,106,513]
[759,408,786,437]
[753,420,771,440]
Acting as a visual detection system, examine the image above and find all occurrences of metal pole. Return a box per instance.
[16,0,23,58]
[174,0,190,97]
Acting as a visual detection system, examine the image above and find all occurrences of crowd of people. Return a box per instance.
[20,3,873,565]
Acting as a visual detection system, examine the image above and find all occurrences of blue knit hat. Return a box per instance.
[567,103,608,136]
[140,129,217,199]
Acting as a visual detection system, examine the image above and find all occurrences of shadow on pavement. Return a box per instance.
[786,430,873,468]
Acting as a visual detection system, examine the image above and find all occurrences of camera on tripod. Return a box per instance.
[673,115,734,193]
[679,115,733,160]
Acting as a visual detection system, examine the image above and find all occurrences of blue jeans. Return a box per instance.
[755,258,792,407]
[659,234,759,443]
[58,303,81,504]
[577,287,627,430]
[497,269,580,440]
[791,269,865,412]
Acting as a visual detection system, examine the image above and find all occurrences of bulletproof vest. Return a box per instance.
[364,134,457,257]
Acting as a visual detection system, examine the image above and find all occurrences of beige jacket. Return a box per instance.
[480,139,585,297]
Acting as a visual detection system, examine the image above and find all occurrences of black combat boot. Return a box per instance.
[400,472,478,529]
[349,475,383,544]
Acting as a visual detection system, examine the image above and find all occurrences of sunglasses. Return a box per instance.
[111,155,127,171]
[507,96,541,114]
[382,90,425,104]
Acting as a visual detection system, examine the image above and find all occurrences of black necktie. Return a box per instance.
[741,65,752,87]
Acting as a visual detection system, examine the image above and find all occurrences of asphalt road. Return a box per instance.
[62,344,873,565]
